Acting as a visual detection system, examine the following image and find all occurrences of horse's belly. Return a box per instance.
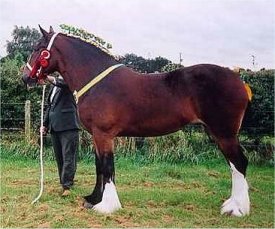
[119,128,182,137]
[118,115,188,137]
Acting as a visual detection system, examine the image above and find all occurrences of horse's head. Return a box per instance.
[22,25,59,87]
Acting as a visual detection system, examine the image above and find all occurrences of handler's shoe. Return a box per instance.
[61,189,71,197]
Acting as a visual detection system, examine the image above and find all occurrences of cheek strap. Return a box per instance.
[26,33,59,79]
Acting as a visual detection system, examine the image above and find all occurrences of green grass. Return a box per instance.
[1,154,274,228]
[2,129,274,165]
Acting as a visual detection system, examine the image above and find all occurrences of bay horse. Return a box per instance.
[22,26,251,216]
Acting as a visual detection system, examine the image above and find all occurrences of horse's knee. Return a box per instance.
[217,137,248,176]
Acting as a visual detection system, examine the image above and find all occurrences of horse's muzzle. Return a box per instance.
[22,74,37,88]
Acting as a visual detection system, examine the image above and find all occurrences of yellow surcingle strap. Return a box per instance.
[244,83,253,101]
[74,64,124,104]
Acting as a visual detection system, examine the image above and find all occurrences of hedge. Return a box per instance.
[240,70,274,136]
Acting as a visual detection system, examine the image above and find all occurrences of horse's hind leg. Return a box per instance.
[214,136,250,216]
[83,131,121,213]
[196,84,250,216]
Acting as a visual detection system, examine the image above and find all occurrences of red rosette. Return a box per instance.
[40,59,48,67]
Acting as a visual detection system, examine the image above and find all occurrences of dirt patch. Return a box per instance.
[46,186,59,194]
[190,181,203,188]
[207,171,220,178]
[184,204,196,211]
[1,195,10,203]
[146,200,165,208]
[27,169,36,173]
[250,186,261,192]
[37,222,51,228]
[38,203,50,212]
[119,180,206,191]
[199,217,219,226]
[162,214,175,224]
[143,181,154,187]
[87,222,103,228]
[54,215,65,222]
[72,208,104,228]
[114,215,140,228]
[9,179,34,186]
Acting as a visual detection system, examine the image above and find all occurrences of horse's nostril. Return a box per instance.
[21,74,37,88]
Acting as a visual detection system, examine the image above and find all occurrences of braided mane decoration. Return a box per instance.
[59,24,116,58]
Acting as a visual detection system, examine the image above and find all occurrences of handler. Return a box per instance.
[41,75,80,197]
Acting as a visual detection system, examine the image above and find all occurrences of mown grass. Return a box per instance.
[1,152,274,228]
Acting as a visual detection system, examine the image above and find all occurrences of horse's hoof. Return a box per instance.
[221,198,249,217]
[83,201,94,209]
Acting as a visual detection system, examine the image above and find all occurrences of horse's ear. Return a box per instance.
[39,25,49,38]
[49,26,54,34]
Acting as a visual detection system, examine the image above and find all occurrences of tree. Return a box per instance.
[6,25,41,61]
[1,26,43,104]
[118,53,171,73]
[161,63,183,72]
[1,26,43,130]
[118,53,149,72]
[149,56,171,73]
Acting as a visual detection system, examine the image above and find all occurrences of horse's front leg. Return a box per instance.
[83,132,121,214]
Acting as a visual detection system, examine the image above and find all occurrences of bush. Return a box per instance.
[240,69,274,136]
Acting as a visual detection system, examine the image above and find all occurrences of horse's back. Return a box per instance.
[169,64,248,103]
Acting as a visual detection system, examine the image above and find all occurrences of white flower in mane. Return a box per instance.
[59,24,117,59]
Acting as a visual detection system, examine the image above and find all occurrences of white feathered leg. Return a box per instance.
[92,181,122,214]
[221,162,250,216]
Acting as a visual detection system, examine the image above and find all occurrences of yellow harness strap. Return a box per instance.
[73,64,123,104]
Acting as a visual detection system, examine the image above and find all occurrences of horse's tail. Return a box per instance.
[233,68,252,102]
[244,83,253,102]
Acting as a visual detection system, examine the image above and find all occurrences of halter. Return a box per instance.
[26,33,59,80]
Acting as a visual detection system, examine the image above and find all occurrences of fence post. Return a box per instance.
[25,100,31,141]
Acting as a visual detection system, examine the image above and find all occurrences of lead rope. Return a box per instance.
[31,84,46,204]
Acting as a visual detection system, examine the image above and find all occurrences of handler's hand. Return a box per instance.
[40,126,48,135]
[37,79,46,85]
[46,75,56,83]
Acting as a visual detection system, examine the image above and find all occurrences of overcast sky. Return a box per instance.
[0,0,274,69]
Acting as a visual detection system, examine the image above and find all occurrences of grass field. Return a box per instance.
[1,154,274,228]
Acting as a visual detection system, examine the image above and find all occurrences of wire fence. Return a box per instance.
[1,102,41,141]
[1,102,274,158]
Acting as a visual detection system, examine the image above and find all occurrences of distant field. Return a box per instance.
[0,155,274,228]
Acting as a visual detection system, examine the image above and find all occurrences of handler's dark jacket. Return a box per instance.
[43,78,80,132]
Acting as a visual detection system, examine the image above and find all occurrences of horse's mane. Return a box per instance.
[57,26,180,79]
[66,34,112,55]
[59,25,117,60]
[59,33,120,68]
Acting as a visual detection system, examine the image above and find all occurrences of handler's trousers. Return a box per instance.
[51,129,79,190]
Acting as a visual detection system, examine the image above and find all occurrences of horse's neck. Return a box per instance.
[57,37,117,91]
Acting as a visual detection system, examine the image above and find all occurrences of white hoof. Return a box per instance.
[221,197,250,217]
[92,181,122,214]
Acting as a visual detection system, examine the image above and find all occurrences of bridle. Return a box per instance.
[26,33,59,81]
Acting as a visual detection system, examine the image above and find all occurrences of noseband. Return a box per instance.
[26,33,59,80]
